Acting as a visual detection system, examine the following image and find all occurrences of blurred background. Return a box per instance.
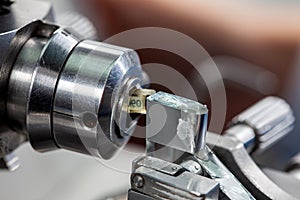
[2,0,300,199]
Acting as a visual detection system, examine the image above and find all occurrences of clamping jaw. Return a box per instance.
[128,92,296,200]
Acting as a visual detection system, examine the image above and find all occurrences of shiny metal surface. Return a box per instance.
[0,2,146,159]
[3,1,299,198]
[27,29,79,151]
[0,0,56,157]
[7,28,145,158]
[7,37,47,131]
[225,124,255,152]
[229,96,295,154]
[1,4,145,158]
[207,132,298,199]
[53,40,144,158]
[142,92,253,200]
[7,27,79,152]
[0,0,54,93]
[129,92,300,199]
[130,156,220,200]
[180,159,202,174]
[194,148,255,200]
[0,21,58,118]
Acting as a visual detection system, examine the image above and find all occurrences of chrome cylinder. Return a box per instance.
[7,28,79,151]
[7,23,145,159]
[0,0,55,158]
[53,40,144,158]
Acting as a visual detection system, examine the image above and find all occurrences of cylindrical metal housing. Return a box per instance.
[7,25,145,159]
[0,0,55,158]
[53,40,144,158]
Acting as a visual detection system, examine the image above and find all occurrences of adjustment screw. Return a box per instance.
[131,174,144,188]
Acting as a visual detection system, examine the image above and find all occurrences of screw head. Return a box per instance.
[82,112,97,129]
[132,174,144,188]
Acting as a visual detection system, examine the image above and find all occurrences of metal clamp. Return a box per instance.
[129,156,219,200]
